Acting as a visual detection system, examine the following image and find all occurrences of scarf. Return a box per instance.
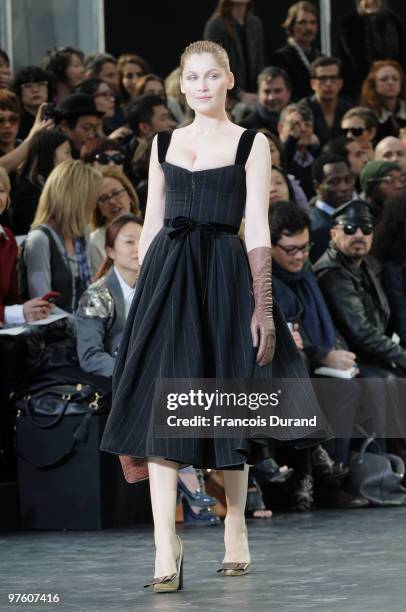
[272,259,336,349]
[74,237,91,292]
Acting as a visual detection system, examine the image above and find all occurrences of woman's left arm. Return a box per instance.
[244,133,275,366]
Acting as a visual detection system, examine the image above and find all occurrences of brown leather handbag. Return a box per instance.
[119,455,149,483]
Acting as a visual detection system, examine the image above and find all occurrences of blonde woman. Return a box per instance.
[101,41,328,591]
[23,160,102,312]
[89,166,141,276]
[0,167,53,324]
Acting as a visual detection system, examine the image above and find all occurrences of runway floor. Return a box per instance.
[2,507,406,612]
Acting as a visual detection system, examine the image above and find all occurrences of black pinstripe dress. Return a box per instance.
[100,130,330,469]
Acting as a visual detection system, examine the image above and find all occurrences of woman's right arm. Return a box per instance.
[138,135,165,265]
[23,229,52,298]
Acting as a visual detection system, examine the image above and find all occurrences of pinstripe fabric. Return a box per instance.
[100,130,330,468]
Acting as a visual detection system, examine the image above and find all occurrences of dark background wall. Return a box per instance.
[105,0,406,77]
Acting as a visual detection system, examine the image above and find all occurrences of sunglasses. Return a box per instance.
[95,152,124,165]
[336,223,374,235]
[341,127,366,137]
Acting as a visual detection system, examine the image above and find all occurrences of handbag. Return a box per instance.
[347,435,406,506]
[119,455,149,483]
[14,366,111,469]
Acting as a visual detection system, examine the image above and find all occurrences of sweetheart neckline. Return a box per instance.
[163,161,243,174]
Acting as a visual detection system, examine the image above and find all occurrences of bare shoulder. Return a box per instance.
[247,131,271,163]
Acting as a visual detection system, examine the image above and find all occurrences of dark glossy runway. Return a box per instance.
[2,507,406,612]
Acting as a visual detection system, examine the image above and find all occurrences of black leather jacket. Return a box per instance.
[313,243,406,370]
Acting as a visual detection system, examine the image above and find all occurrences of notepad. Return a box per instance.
[314,366,357,379]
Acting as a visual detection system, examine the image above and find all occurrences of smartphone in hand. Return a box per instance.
[41,291,60,304]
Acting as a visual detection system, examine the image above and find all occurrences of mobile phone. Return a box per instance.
[42,103,55,121]
[41,291,60,303]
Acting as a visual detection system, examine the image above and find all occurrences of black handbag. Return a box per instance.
[14,367,111,469]
[347,436,406,506]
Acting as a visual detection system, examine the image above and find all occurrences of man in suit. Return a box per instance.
[309,154,354,263]
[272,1,321,100]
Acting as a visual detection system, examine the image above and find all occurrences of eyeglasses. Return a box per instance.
[0,114,19,126]
[335,223,374,235]
[275,242,313,256]
[95,152,125,166]
[98,187,127,205]
[93,90,115,100]
[341,127,367,137]
[21,81,48,90]
[313,75,340,83]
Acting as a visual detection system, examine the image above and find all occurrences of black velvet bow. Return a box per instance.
[166,216,219,240]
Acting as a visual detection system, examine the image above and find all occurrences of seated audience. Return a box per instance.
[23,160,102,312]
[0,167,53,325]
[133,73,184,124]
[0,48,12,89]
[278,102,319,199]
[203,0,265,102]
[12,129,72,235]
[373,194,406,349]
[12,66,53,139]
[55,93,103,156]
[360,160,404,220]
[360,60,406,141]
[76,77,115,132]
[269,166,296,206]
[323,136,369,191]
[76,213,142,377]
[337,0,406,99]
[42,46,85,101]
[234,66,291,134]
[314,199,406,445]
[341,106,378,154]
[314,199,406,374]
[269,201,368,509]
[89,167,141,276]
[81,137,125,173]
[302,57,352,148]
[309,154,355,263]
[272,1,321,100]
[374,136,406,173]
[261,128,308,210]
[117,53,150,106]
[126,94,176,142]
[84,53,119,94]
[165,67,188,117]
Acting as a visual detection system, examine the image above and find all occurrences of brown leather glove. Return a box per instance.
[248,246,276,366]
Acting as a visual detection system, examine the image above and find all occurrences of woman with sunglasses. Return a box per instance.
[89,166,141,276]
[81,138,125,171]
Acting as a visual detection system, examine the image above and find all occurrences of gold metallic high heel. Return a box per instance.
[218,524,250,576]
[144,535,184,593]
[217,561,251,576]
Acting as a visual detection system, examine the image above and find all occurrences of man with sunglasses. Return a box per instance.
[269,201,368,509]
[314,200,406,383]
[360,160,405,220]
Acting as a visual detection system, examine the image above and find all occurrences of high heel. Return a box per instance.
[182,497,221,526]
[144,535,184,593]
[178,478,217,507]
[218,525,251,576]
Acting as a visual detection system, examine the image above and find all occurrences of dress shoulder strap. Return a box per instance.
[235,129,257,166]
[157,130,173,164]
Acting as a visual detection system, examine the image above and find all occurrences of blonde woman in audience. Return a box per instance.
[23,160,102,312]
